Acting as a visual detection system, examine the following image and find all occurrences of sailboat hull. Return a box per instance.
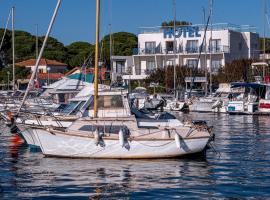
[33,129,210,159]
[17,124,41,148]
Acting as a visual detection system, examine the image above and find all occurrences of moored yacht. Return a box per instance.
[25,89,214,158]
[226,82,264,114]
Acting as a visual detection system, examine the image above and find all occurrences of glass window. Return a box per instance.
[89,95,123,109]
[70,101,86,115]
[146,60,156,74]
[211,60,222,73]
[186,40,198,53]
[210,39,221,52]
[116,61,125,74]
[187,59,198,68]
[145,42,156,54]
[79,125,129,134]
[61,101,79,114]
[166,41,174,53]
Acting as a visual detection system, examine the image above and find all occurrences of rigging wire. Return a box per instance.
[0,8,12,52]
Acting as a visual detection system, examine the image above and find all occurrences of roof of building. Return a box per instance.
[139,23,257,34]
[27,73,64,80]
[16,59,67,67]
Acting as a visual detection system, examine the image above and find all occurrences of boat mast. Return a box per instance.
[173,0,176,97]
[35,24,39,80]
[109,0,113,84]
[12,6,15,91]
[203,7,208,96]
[18,0,62,113]
[94,0,100,118]
[263,0,266,78]
[209,0,213,95]
[36,24,39,60]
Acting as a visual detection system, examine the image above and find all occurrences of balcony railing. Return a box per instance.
[133,45,230,55]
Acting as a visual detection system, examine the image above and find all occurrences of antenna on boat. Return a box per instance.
[17,0,62,113]
[12,6,15,92]
[94,0,100,118]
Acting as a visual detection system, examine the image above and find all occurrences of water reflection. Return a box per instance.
[1,114,270,199]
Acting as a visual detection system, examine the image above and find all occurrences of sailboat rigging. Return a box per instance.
[18,0,62,113]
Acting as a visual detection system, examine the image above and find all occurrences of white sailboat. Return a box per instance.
[18,0,214,159]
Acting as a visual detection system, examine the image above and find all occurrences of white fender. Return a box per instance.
[119,129,125,147]
[94,129,100,146]
[175,133,181,149]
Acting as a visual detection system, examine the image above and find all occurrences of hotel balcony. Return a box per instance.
[133,45,230,55]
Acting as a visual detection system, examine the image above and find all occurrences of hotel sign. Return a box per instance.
[163,26,201,39]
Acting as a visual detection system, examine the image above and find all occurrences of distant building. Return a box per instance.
[110,56,134,81]
[16,58,68,73]
[131,23,259,80]
[110,23,260,82]
[26,73,64,86]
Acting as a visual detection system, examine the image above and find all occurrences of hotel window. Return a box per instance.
[186,40,198,53]
[187,59,198,68]
[146,60,156,74]
[116,61,125,74]
[211,60,222,73]
[166,41,174,53]
[210,39,221,53]
[145,42,156,54]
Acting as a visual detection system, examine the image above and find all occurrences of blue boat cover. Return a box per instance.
[231,82,265,89]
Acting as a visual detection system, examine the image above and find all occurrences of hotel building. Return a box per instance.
[112,23,260,81]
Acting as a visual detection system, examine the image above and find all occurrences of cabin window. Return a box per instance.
[70,101,86,115]
[89,95,123,109]
[79,125,129,134]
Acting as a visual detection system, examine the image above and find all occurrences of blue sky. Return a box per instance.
[0,0,268,45]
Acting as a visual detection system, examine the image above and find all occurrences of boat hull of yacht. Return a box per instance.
[188,100,214,112]
[30,125,211,159]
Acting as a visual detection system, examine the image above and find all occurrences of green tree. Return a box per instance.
[66,41,94,67]
[43,37,68,62]
[101,32,137,67]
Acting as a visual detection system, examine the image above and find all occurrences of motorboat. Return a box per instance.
[226,82,265,114]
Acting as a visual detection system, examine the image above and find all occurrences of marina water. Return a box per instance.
[1,113,270,199]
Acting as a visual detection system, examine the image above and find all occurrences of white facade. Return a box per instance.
[133,23,259,78]
[111,56,136,81]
